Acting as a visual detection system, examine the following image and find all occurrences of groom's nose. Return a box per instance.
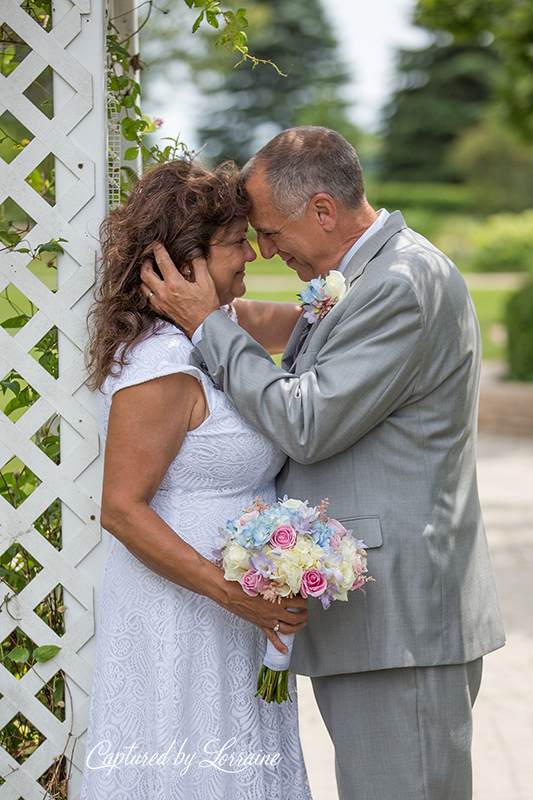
[257,232,278,260]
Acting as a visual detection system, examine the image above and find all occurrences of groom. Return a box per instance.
[141,127,505,800]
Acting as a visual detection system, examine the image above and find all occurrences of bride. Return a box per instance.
[81,160,312,799]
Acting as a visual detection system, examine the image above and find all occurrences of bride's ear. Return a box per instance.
[180,262,194,282]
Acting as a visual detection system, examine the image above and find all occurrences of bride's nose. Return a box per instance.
[244,240,257,263]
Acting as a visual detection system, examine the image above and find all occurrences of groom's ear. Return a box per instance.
[309,193,337,232]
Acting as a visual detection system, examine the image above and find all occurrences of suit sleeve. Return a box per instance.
[194,276,424,464]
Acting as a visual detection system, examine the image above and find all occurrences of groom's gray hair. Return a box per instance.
[242,127,365,219]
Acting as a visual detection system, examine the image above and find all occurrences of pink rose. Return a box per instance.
[239,511,259,526]
[328,518,347,536]
[239,570,270,596]
[353,554,367,575]
[329,533,342,550]
[300,568,328,598]
[270,525,297,550]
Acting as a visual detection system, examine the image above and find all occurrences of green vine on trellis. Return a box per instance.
[106,0,283,173]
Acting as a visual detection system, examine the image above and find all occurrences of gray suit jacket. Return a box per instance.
[192,211,505,677]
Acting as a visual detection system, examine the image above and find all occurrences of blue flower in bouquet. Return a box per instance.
[309,520,335,548]
[236,505,291,548]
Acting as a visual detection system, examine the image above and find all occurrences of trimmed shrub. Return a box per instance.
[468,210,533,273]
[505,280,533,381]
[366,182,474,215]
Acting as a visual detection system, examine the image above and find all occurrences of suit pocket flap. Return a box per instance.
[338,516,383,548]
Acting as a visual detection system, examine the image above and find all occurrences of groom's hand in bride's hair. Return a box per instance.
[140,244,220,339]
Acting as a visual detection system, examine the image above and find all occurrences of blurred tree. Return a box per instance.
[449,118,533,213]
[195,0,360,164]
[415,0,533,140]
[380,42,498,182]
[140,0,361,166]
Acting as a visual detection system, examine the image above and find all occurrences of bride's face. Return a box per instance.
[207,219,257,306]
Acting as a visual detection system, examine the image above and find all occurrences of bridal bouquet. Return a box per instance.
[213,496,372,703]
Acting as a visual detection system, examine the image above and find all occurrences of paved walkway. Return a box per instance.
[297,433,533,800]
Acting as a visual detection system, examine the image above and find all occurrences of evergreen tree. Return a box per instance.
[415,0,533,141]
[380,43,498,183]
[192,0,360,165]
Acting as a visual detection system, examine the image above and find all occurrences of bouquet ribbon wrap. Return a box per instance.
[263,609,299,670]
[263,633,294,671]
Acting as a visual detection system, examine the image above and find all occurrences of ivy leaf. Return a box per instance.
[0,231,21,247]
[107,42,130,58]
[124,147,139,161]
[8,647,30,663]
[1,379,21,395]
[192,10,205,32]
[33,645,61,663]
[236,8,248,27]
[53,678,64,705]
[232,31,248,51]
[141,114,157,133]
[36,239,66,255]
[1,317,28,331]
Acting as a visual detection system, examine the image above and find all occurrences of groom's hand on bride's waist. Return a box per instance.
[141,244,220,339]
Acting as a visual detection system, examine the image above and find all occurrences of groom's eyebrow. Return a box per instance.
[254,225,279,236]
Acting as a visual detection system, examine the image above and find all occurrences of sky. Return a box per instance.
[322,0,431,131]
[145,0,432,150]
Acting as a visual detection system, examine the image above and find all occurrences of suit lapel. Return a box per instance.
[281,210,408,371]
[343,210,406,287]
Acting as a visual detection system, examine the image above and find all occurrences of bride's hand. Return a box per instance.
[221,582,308,654]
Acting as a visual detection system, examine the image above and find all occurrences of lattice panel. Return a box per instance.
[0,1,100,797]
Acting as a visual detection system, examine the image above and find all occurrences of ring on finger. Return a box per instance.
[273,622,280,632]
[147,290,154,301]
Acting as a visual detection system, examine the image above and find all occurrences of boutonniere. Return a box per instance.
[298,270,347,324]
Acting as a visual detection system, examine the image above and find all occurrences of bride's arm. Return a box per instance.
[232,298,301,354]
[101,373,307,652]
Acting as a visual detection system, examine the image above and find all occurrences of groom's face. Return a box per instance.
[246,169,323,282]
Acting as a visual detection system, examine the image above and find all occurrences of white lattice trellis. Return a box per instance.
[0,1,107,797]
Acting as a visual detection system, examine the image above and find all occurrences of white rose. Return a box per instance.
[280,497,307,513]
[323,270,347,302]
[222,543,250,580]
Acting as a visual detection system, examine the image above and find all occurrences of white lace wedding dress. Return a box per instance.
[80,321,312,800]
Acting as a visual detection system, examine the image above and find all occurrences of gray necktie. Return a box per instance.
[291,321,313,365]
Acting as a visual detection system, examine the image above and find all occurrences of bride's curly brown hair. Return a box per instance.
[86,159,251,389]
